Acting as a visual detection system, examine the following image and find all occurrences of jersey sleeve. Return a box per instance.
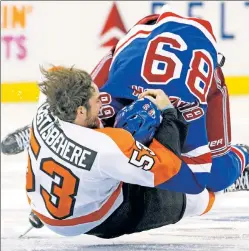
[207,145,249,191]
[97,128,206,194]
[91,50,114,89]
[206,67,249,191]
[207,67,231,157]
[177,108,213,192]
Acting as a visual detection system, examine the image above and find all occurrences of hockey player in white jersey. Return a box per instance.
[25,66,219,238]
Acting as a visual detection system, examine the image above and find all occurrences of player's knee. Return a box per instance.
[183,190,215,218]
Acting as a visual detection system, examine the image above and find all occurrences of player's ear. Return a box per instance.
[76,106,86,117]
[74,106,87,126]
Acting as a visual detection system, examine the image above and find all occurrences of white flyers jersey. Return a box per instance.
[26,103,180,236]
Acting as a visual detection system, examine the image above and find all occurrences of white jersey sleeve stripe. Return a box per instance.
[181,145,211,158]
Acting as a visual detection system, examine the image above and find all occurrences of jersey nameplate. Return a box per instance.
[35,103,97,171]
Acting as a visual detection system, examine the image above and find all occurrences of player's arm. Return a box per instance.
[206,66,249,191]
[139,90,213,193]
[97,107,206,194]
[91,49,114,89]
[178,65,248,193]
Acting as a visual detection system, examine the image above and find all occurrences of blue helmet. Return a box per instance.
[114,98,161,145]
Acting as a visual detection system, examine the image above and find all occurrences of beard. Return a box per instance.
[85,114,99,129]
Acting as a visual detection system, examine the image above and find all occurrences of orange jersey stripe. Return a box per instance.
[96,128,134,156]
[149,139,181,186]
[29,182,123,226]
[201,191,215,215]
[30,127,40,159]
[27,193,31,204]
[97,128,182,186]
[26,155,36,192]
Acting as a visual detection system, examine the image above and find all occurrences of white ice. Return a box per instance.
[1,97,249,251]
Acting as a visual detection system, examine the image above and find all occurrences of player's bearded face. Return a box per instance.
[85,109,99,129]
[85,83,102,129]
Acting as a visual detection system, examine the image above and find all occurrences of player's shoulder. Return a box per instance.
[156,6,216,44]
[113,5,217,64]
[95,127,134,153]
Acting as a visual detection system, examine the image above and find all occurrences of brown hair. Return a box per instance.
[39,66,94,122]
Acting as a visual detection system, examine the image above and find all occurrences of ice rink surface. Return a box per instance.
[1,96,249,251]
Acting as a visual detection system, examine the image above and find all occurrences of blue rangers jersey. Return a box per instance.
[99,7,248,193]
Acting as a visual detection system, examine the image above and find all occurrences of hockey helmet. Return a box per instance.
[114,98,161,145]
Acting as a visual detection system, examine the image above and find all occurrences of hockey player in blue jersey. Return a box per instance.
[96,6,249,193]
